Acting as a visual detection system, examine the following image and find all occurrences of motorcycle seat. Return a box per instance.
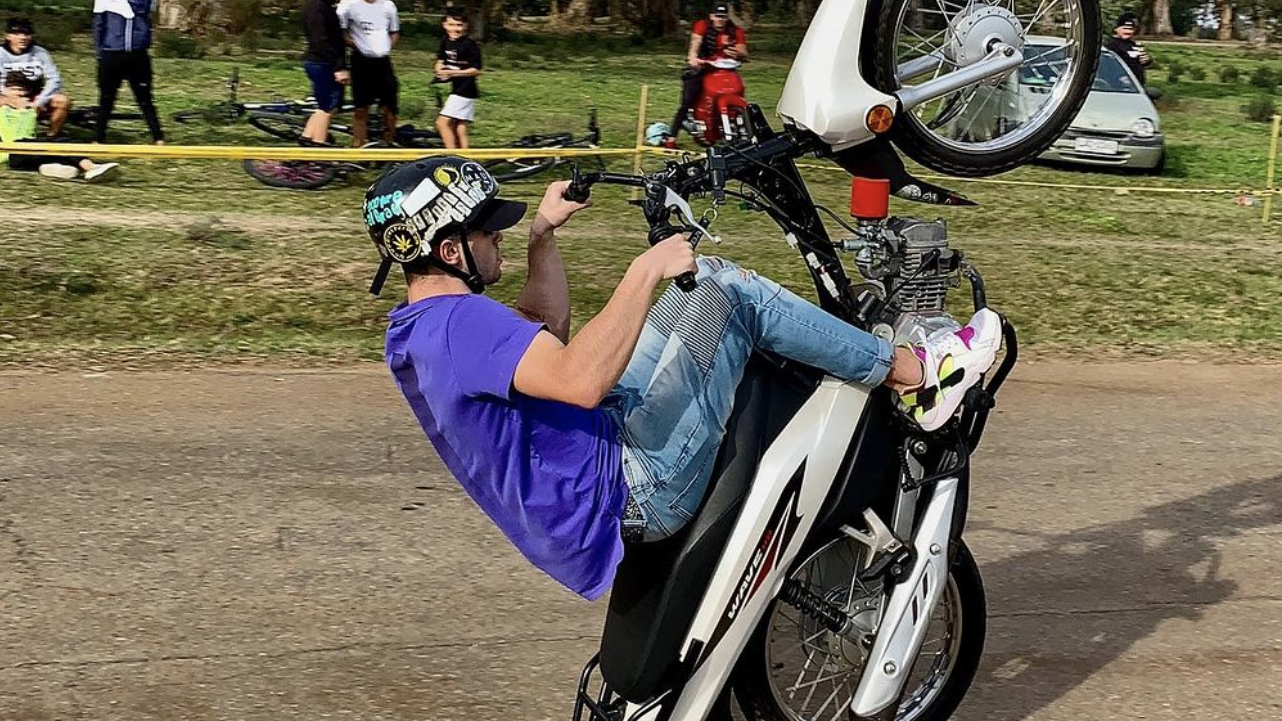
[598,353,819,702]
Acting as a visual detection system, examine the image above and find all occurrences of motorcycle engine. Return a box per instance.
[844,216,964,340]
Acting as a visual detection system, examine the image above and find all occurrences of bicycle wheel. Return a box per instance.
[484,155,558,183]
[172,104,242,125]
[393,125,444,149]
[242,159,338,190]
[247,111,308,143]
[871,0,1101,176]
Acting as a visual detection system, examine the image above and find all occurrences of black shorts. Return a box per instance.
[350,53,399,112]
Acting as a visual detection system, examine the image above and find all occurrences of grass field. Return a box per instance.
[2,34,1281,368]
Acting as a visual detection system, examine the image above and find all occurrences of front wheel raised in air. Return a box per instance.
[871,0,1101,176]
[732,538,986,721]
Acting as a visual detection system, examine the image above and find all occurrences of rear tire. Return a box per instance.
[871,0,1101,176]
[242,159,338,190]
[483,156,558,183]
[732,540,986,721]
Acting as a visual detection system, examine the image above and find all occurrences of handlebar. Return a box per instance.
[564,165,702,291]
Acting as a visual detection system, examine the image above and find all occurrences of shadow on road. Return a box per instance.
[964,472,1282,720]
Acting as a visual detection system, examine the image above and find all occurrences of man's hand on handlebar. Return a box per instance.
[638,234,698,281]
[533,181,592,237]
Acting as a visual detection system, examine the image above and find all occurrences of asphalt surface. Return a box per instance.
[1,362,1280,721]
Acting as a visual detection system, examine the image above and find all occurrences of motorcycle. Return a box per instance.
[685,58,751,147]
[554,0,1101,719]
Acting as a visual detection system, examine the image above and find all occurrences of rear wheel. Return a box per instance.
[247,112,308,143]
[731,538,986,721]
[872,0,1101,176]
[172,105,241,125]
[483,155,558,183]
[242,159,338,190]
[393,125,444,149]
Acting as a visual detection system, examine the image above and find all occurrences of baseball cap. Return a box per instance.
[6,17,34,34]
[1116,11,1139,29]
[711,3,730,16]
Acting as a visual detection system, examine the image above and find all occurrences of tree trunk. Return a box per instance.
[1151,0,1173,35]
[555,0,594,28]
[608,0,626,23]
[456,0,499,41]
[158,0,221,33]
[1217,0,1233,41]
[629,0,679,38]
[796,0,819,26]
[738,0,756,27]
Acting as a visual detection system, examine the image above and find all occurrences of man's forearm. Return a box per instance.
[516,221,571,342]
[560,260,661,405]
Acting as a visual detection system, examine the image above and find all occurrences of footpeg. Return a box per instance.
[963,385,995,411]
[859,545,916,586]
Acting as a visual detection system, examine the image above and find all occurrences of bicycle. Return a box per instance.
[49,106,144,136]
[243,109,602,190]
[245,110,443,149]
[171,68,354,125]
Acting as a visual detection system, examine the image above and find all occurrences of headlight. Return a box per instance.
[1132,118,1156,138]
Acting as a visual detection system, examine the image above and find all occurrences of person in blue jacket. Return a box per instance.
[92,0,164,144]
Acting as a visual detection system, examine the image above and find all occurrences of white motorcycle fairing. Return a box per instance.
[777,0,897,151]
[627,377,873,721]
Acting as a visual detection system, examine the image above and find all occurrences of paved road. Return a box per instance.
[2,363,1280,721]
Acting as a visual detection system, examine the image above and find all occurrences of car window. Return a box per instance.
[1019,46,1140,94]
[1019,45,1068,87]
[1092,51,1141,93]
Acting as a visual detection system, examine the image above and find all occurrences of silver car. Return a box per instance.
[1031,40,1166,171]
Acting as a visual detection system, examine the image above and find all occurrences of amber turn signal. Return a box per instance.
[866,105,895,134]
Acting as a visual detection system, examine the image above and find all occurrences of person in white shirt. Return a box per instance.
[338,0,399,146]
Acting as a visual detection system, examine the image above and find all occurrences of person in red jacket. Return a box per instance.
[670,2,747,141]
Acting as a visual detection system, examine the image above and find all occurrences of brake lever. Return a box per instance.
[657,186,721,245]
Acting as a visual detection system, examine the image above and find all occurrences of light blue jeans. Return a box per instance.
[602,257,895,542]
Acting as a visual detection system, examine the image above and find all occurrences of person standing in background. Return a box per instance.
[93,0,165,144]
[434,10,482,150]
[1106,11,1151,87]
[302,0,350,144]
[339,0,400,147]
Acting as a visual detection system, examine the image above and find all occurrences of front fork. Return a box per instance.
[846,268,1016,719]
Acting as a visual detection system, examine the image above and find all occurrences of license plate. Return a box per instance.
[1074,137,1120,155]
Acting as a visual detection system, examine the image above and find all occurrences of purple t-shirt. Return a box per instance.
[385,294,627,600]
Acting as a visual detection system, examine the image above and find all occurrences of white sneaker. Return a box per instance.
[38,163,79,181]
[897,308,1003,432]
[83,163,121,183]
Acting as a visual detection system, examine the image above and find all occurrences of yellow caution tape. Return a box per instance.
[0,142,640,162]
[5,142,1271,197]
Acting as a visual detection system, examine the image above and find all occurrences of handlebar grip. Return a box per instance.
[563,182,591,204]
[564,165,592,203]
[675,271,698,293]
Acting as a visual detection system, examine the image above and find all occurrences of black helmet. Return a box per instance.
[364,157,526,295]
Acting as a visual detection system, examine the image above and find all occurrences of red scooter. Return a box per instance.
[685,58,751,146]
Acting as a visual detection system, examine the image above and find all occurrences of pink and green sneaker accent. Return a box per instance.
[897,308,1003,432]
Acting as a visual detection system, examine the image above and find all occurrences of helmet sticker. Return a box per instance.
[433,165,460,187]
[398,177,443,218]
[459,161,497,194]
[383,223,422,263]
[404,162,496,242]
[365,189,406,227]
